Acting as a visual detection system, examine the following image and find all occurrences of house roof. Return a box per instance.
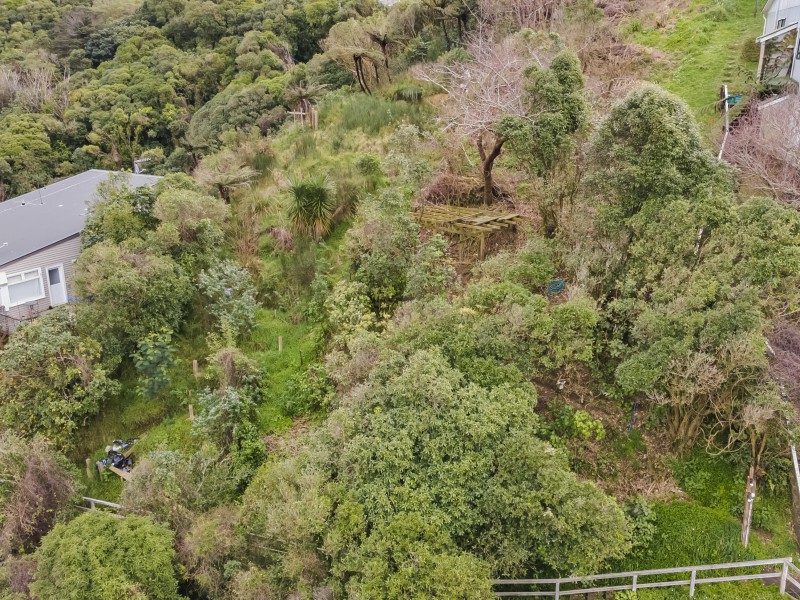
[763,0,800,15]
[756,20,800,42]
[0,170,160,268]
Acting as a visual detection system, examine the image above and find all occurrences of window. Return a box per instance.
[778,18,787,28]
[6,268,44,307]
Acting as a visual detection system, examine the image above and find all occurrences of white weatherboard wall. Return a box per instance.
[765,0,800,35]
[0,234,81,321]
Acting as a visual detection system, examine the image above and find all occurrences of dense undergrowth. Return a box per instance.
[1,0,799,598]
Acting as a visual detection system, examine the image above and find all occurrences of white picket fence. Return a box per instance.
[493,557,800,598]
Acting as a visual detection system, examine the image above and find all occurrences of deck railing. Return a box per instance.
[0,312,31,336]
[493,557,800,598]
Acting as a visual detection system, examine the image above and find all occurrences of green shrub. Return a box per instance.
[287,173,337,240]
[0,309,119,449]
[673,451,743,513]
[32,512,182,600]
[133,328,176,399]
[198,260,258,341]
[548,402,606,444]
[280,363,335,416]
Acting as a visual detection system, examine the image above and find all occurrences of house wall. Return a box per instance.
[766,1,800,35]
[0,234,82,326]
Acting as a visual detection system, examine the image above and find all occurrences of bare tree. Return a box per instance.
[0,65,64,113]
[0,434,78,558]
[416,32,552,204]
[724,95,800,207]
[477,0,564,32]
[768,321,800,406]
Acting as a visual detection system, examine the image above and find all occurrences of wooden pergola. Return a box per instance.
[413,205,525,259]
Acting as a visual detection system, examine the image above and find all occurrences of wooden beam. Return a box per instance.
[109,466,131,481]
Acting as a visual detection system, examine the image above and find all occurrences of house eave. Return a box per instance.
[0,233,80,271]
[756,20,800,42]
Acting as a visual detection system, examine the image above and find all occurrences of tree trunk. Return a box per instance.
[440,20,451,50]
[379,41,392,83]
[476,133,506,206]
[353,56,371,94]
[372,61,381,85]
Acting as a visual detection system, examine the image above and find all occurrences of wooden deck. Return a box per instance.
[413,205,525,259]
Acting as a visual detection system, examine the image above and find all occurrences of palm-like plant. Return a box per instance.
[287,174,336,241]
[195,149,258,203]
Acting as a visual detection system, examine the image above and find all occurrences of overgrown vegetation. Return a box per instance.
[1,0,799,598]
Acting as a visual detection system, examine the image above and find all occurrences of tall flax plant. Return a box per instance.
[287,174,336,241]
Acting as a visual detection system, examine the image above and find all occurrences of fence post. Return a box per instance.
[554,580,559,600]
[781,560,789,595]
[278,336,283,353]
[632,574,638,592]
[689,569,696,597]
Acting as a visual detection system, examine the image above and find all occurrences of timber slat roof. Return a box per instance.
[413,204,525,236]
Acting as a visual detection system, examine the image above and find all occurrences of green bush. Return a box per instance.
[280,363,335,416]
[133,328,176,399]
[673,450,743,513]
[0,309,119,449]
[32,512,183,600]
[198,260,258,341]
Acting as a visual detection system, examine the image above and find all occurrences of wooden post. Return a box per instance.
[690,568,696,597]
[718,83,730,160]
[781,560,789,595]
[192,359,200,380]
[742,464,757,547]
[278,336,283,353]
[188,404,194,421]
[86,458,92,479]
[554,580,560,600]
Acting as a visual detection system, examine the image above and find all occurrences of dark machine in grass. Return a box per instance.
[95,438,138,481]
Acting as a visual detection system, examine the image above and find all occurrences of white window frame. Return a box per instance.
[2,267,45,309]
[779,18,787,28]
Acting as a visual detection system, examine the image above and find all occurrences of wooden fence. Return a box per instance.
[493,557,800,598]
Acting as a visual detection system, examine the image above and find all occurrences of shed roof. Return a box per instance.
[0,170,160,268]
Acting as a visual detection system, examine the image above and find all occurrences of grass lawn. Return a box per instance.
[632,0,764,132]
[245,307,321,432]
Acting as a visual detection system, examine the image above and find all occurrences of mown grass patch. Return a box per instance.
[631,0,763,127]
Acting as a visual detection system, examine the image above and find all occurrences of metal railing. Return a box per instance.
[494,557,800,598]
[0,312,31,336]
[77,497,124,517]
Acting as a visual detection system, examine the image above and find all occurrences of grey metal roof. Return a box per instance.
[0,170,161,268]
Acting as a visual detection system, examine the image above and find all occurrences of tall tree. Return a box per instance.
[418,32,583,205]
[322,18,386,93]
